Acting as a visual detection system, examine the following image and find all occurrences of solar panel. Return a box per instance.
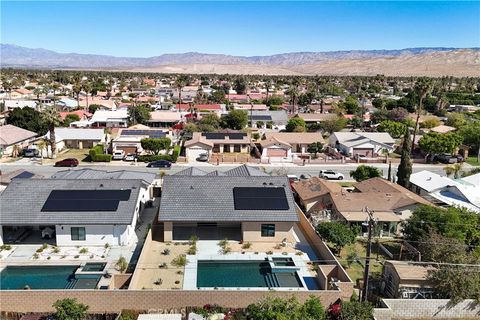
[233,187,289,210]
[251,115,272,121]
[13,171,35,179]
[41,190,131,212]
[201,133,247,140]
[122,130,166,138]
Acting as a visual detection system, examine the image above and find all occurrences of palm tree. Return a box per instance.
[36,139,48,163]
[82,82,92,112]
[411,78,432,153]
[286,85,299,114]
[264,79,272,105]
[41,106,62,158]
[72,83,82,108]
[174,76,187,110]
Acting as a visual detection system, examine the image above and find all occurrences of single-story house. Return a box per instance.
[383,261,435,299]
[0,124,38,156]
[184,132,250,162]
[292,176,342,213]
[328,132,395,157]
[78,97,117,110]
[175,104,224,116]
[259,132,325,163]
[10,89,33,99]
[3,100,39,110]
[59,110,92,121]
[148,111,182,128]
[297,113,338,124]
[232,103,268,112]
[76,109,129,128]
[0,179,149,246]
[57,98,79,110]
[249,110,289,129]
[46,128,105,151]
[158,175,298,242]
[303,177,432,237]
[409,170,480,213]
[112,125,171,154]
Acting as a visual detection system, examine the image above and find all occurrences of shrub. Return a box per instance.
[0,244,12,250]
[42,243,48,249]
[171,254,188,267]
[53,298,89,320]
[52,246,60,253]
[162,248,171,255]
[104,243,110,249]
[137,154,172,162]
[116,256,128,273]
[187,245,197,255]
[171,145,180,162]
[89,144,111,162]
[242,242,252,249]
[32,253,39,259]
[189,235,198,246]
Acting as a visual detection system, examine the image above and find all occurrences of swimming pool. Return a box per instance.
[196,260,303,288]
[0,266,101,290]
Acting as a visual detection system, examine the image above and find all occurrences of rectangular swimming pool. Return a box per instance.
[0,266,101,290]
[197,260,303,288]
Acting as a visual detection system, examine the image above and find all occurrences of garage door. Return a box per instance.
[187,147,209,161]
[353,148,373,157]
[267,148,287,157]
[117,146,137,154]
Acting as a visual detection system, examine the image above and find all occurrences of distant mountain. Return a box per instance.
[1,44,479,76]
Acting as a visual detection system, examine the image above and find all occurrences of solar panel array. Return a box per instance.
[251,115,272,121]
[41,190,132,212]
[201,133,247,140]
[13,171,35,179]
[121,130,166,138]
[233,187,289,210]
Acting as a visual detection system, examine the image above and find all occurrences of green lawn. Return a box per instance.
[42,149,91,164]
[465,156,480,167]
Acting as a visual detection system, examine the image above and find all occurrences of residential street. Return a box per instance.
[0,160,455,181]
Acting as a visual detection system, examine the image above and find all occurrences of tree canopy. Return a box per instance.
[316,222,358,254]
[418,132,463,155]
[246,296,326,320]
[6,106,47,135]
[286,116,306,132]
[377,120,406,139]
[53,298,89,320]
[221,109,248,130]
[128,104,151,125]
[140,137,171,155]
[350,165,382,182]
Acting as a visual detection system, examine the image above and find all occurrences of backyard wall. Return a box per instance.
[374,299,480,320]
[0,290,348,313]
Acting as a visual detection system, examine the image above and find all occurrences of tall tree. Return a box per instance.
[411,77,432,152]
[40,106,62,158]
[397,127,412,188]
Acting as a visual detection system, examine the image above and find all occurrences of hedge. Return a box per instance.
[89,144,112,162]
[172,145,180,162]
[137,154,172,162]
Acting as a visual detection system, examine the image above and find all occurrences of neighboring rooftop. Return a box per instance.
[293,177,342,201]
[0,179,143,225]
[0,124,37,146]
[51,168,156,184]
[46,128,104,141]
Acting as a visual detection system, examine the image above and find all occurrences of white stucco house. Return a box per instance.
[328,132,395,157]
[0,178,151,246]
[45,128,106,151]
[259,132,325,163]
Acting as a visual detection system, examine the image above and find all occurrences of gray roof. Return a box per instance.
[0,179,144,226]
[51,168,156,184]
[46,128,104,142]
[251,110,289,125]
[205,170,226,176]
[174,167,208,176]
[224,165,268,177]
[159,176,298,222]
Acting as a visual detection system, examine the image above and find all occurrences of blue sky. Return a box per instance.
[1,1,479,57]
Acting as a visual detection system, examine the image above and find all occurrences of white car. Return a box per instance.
[124,153,137,161]
[112,150,125,160]
[319,170,344,180]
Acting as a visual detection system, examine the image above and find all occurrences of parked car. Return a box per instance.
[287,175,299,183]
[196,153,209,162]
[434,153,462,164]
[123,153,137,161]
[23,148,39,158]
[54,158,79,167]
[319,170,344,180]
[354,154,367,160]
[300,174,312,180]
[146,160,172,168]
[112,150,125,160]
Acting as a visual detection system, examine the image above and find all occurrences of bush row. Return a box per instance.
[137,145,181,163]
[89,144,112,162]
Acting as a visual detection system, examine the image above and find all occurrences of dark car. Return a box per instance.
[146,160,172,168]
[23,148,40,158]
[196,153,209,162]
[54,158,79,167]
[434,153,462,164]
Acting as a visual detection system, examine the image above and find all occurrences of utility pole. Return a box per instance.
[361,206,377,302]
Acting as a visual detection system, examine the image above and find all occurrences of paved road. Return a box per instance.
[0,159,453,180]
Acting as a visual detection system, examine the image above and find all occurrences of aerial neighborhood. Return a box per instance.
[0,69,479,320]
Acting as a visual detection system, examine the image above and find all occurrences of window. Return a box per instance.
[234,144,241,152]
[261,224,275,237]
[71,227,86,241]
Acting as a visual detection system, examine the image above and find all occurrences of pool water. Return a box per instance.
[197,260,303,288]
[82,263,106,272]
[0,266,100,290]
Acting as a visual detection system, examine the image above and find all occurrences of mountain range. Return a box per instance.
[1,44,479,76]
